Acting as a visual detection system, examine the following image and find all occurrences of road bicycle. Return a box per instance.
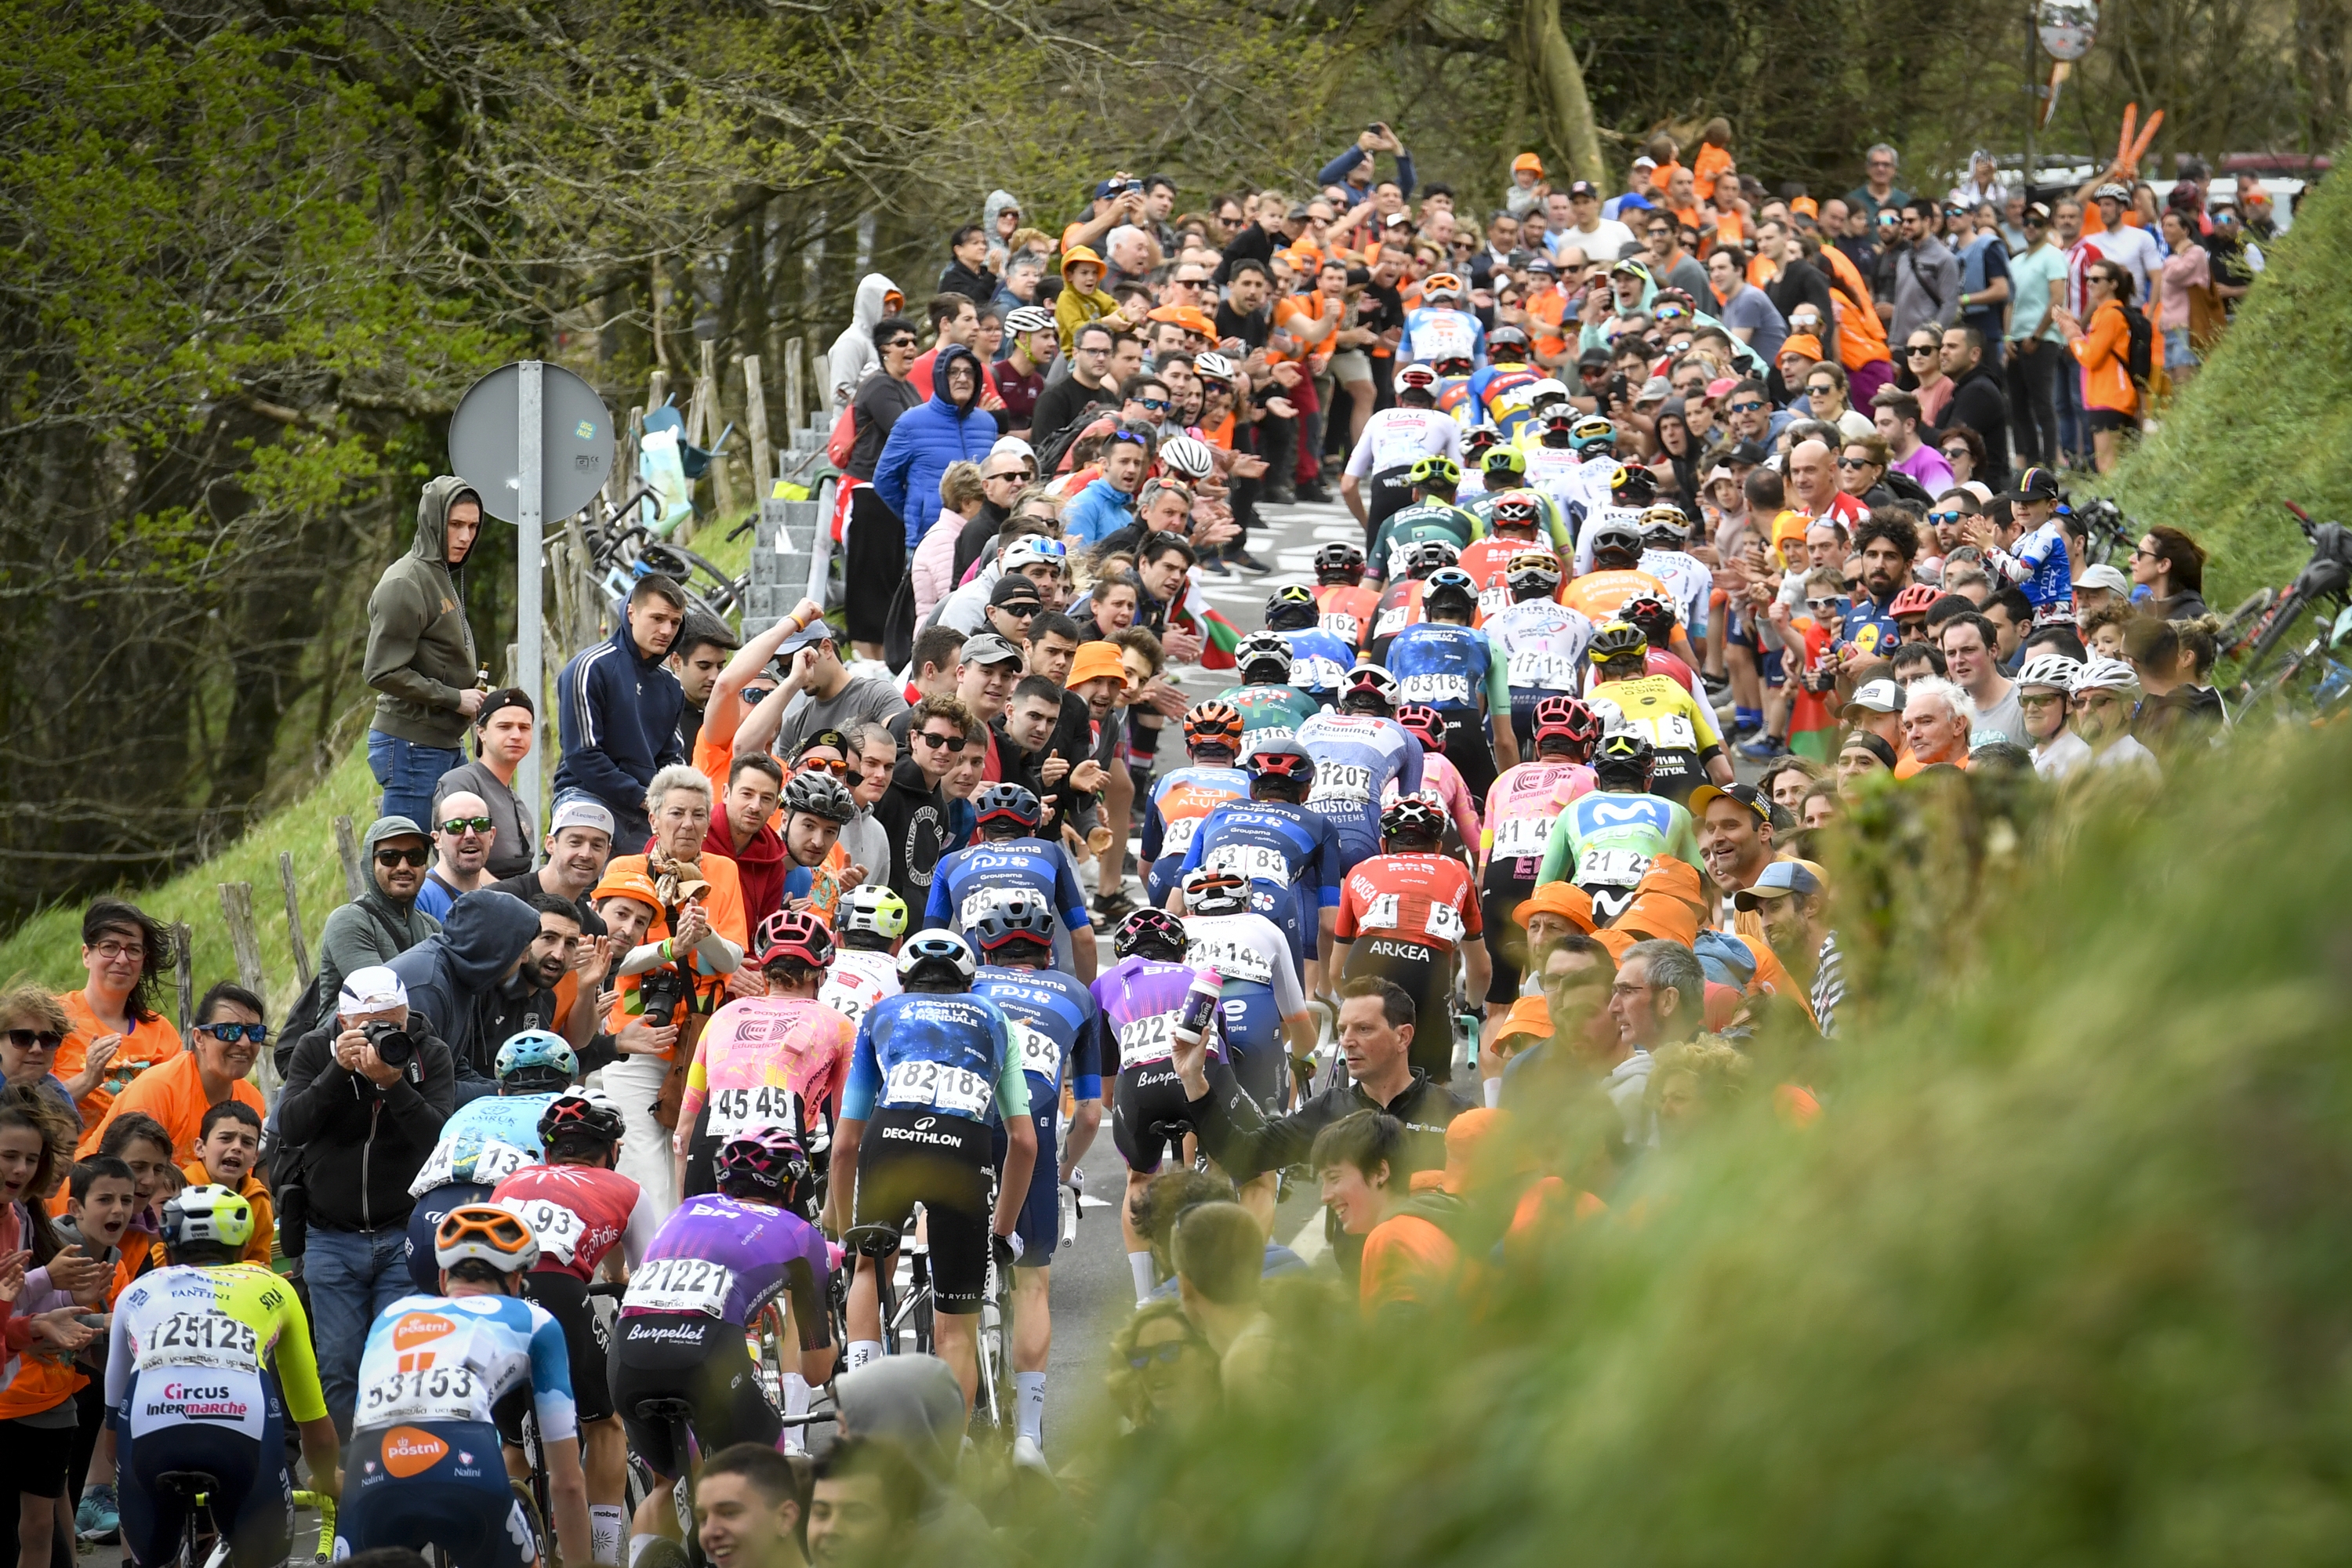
[2223,503,2352,721]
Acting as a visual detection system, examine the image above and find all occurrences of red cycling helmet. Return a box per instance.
[1393,703,1446,750]
[1380,794,1450,842]
[754,909,836,971]
[1490,492,1544,532]
[1533,696,1603,755]
[1890,583,1941,617]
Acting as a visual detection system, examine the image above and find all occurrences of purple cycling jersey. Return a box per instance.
[1092,956,1223,1073]
[620,1192,831,1328]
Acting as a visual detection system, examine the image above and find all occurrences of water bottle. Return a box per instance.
[1058,1174,1081,1248]
[1172,965,1223,1049]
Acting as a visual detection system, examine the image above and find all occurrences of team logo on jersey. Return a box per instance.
[1587,799,1661,826]
[383,1426,449,1478]
[394,1313,455,1352]
[913,1116,937,1131]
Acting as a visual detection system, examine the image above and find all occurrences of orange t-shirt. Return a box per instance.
[1526,288,1571,364]
[54,992,184,1124]
[1271,292,1337,366]
[178,1161,275,1266]
[1649,160,1686,194]
[78,1048,266,1163]
[1359,1211,1458,1315]
[1693,144,1734,203]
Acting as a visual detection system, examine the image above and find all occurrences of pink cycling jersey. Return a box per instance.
[1479,759,1595,881]
[673,996,856,1155]
[1382,750,1480,846]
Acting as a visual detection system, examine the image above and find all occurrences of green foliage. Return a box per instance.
[2112,154,2352,612]
[1048,731,2352,1563]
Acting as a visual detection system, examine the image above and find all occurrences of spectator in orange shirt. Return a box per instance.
[180,1100,275,1265]
[1312,1109,1460,1319]
[2049,257,2140,473]
[1692,118,1737,205]
[53,900,183,1126]
[78,982,267,1161]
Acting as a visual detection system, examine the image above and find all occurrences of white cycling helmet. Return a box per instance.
[1194,351,1238,383]
[2016,654,2084,694]
[1523,378,1570,407]
[1004,304,1054,336]
[896,928,978,982]
[2070,655,2141,699]
[1396,363,1438,391]
[1158,434,1216,480]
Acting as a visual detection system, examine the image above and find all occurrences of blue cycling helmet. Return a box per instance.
[972,782,1042,831]
[971,896,1055,954]
[496,1029,577,1085]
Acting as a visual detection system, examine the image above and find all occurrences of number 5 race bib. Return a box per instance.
[706,1083,799,1142]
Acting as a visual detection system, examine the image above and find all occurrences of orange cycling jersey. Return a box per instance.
[1458,538,1563,617]
[1316,583,1382,653]
[1336,852,1483,952]
[1562,567,1668,624]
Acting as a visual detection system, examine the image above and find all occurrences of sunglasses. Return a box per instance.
[1806,385,1837,397]
[997,603,1040,619]
[1653,305,1688,321]
[375,846,430,867]
[1941,448,1969,461]
[1838,456,1878,469]
[913,731,968,753]
[1906,344,1939,357]
[1729,400,1766,415]
[740,686,774,706]
[1108,430,1149,446]
[2,1029,62,1053]
[196,1021,271,1044]
[1127,1340,1199,1370]
[1843,578,1864,590]
[1927,510,1965,525]
[439,815,495,835]
[1135,397,1170,412]
[796,756,852,776]
[880,338,917,351]
[1806,596,1843,613]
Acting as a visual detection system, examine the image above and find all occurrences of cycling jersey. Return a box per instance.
[1182,911,1307,1104]
[621,1193,832,1333]
[1336,852,1483,1078]
[437,1092,560,1156]
[1387,622,1511,722]
[1460,535,1561,616]
[676,995,858,1155]
[1366,579,1428,665]
[841,992,1030,1127]
[1142,763,1252,901]
[1559,458,1626,531]
[405,1134,541,1294]
[1536,789,1704,914]
[1520,443,1587,513]
[1562,565,1670,626]
[926,836,1092,953]
[1215,682,1324,745]
[352,1292,577,1439]
[1483,598,1596,746]
[1176,796,1345,969]
[1986,520,2075,622]
[1638,546,1711,638]
[1272,626,1357,702]
[1585,673,1725,804]
[1315,583,1383,653]
[1344,408,1460,478]
[1433,373,1478,425]
[1399,307,1486,369]
[817,948,901,1037]
[1095,956,1219,1173]
[1294,710,1425,858]
[1465,365,1542,426]
[1381,750,1480,851]
[1480,760,1597,882]
[973,964,1104,1262]
[107,1261,328,1440]
[1367,501,1480,581]
[489,1163,656,1283]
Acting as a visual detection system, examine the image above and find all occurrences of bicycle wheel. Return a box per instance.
[509,1482,550,1568]
[2217,587,2278,656]
[908,1253,935,1356]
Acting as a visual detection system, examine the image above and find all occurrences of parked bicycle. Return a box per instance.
[2223,503,2352,720]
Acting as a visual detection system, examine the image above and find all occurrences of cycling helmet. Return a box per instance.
[1639,504,1690,546]
[1483,446,1528,479]
[841,883,910,940]
[714,1126,812,1206]
[971,895,1057,953]
[2071,656,2142,699]
[1621,593,1679,644]
[1180,866,1251,917]
[1608,464,1659,508]
[1490,492,1544,532]
[1265,584,1319,630]
[1158,434,1216,480]
[896,928,978,982]
[782,769,857,825]
[1396,363,1439,393]
[1421,271,1466,301]
[1235,630,1294,681]
[1587,515,1645,568]
[1004,304,1055,336]
[1243,736,1316,786]
[163,1184,256,1250]
[1423,566,1477,618]
[1569,415,1617,452]
[1194,350,1238,384]
[495,1029,577,1084]
[1399,538,1461,579]
[754,907,837,970]
[1589,620,1650,664]
[1184,700,1246,753]
[1315,542,1367,584]
[1486,325,1530,357]
[1505,551,1563,597]
[972,782,1043,830]
[1112,907,1189,964]
[1890,583,1941,618]
[1340,664,1399,711]
[1380,794,1450,843]
[1593,729,1656,786]
[1523,379,1570,410]
[1534,696,1603,753]
[1407,454,1463,490]
[1462,426,1503,461]
[1394,703,1446,750]
[2017,654,2084,694]
[434,1204,540,1275]
[540,1089,625,1149]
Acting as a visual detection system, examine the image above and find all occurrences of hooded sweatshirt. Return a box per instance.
[365,475,482,750]
[551,622,687,835]
[292,815,445,1064]
[386,888,544,1097]
[829,274,902,410]
[872,345,994,549]
[706,800,788,931]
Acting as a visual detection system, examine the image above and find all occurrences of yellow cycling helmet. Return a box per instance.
[164,1184,256,1250]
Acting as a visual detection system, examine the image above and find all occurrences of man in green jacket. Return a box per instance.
[365,477,486,825]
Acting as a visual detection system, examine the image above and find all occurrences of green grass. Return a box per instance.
[2112,150,2352,612]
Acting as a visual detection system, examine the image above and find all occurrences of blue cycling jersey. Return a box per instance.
[1400,306,1486,368]
[1176,800,1345,910]
[1388,622,1510,717]
[1272,628,1356,702]
[973,964,1105,1103]
[1140,764,1252,903]
[1294,710,1424,855]
[355,1292,577,1439]
[925,837,1091,944]
[438,1093,558,1154]
[842,992,1031,1125]
[1997,521,2075,616]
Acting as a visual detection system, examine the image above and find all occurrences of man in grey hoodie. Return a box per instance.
[277,815,442,1065]
[365,476,485,825]
[829,274,904,411]
[1889,199,1962,349]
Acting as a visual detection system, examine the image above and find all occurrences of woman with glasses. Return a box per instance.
[76,981,270,1161]
[1936,426,1987,489]
[0,986,79,1126]
[53,900,183,1126]
[2049,258,2140,474]
[1836,435,1895,507]
[1894,331,1954,427]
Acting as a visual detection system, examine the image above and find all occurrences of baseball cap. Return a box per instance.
[1688,781,1777,829]
[589,868,662,912]
[1733,859,1826,910]
[1524,256,1558,276]
[1286,202,1314,222]
[1631,155,1657,172]
[960,630,1024,668]
[1726,439,1771,467]
[1636,376,1672,405]
[1617,191,1656,212]
[1844,677,1906,716]
[475,685,534,728]
[1067,641,1130,688]
[1577,345,1611,368]
[2023,201,2053,223]
[1707,377,1741,401]
[2072,562,2131,595]
[989,575,1044,612]
[1567,180,1599,199]
[1841,729,1898,769]
[547,797,615,839]
[1790,195,1820,219]
[1512,881,1595,935]
[1512,152,1545,175]
[990,434,1036,463]
[1492,996,1555,1047]
[1383,210,1413,230]
[2015,465,2062,500]
[1610,256,1653,279]
[338,966,409,1016]
[776,621,837,657]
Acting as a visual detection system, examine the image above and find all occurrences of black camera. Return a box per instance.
[635,967,691,1029]
[361,1018,415,1070]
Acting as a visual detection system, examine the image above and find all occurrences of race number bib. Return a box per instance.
[819,980,876,1029]
[1319,611,1363,641]
[1507,651,1574,690]
[1206,842,1290,880]
[495,1196,586,1265]
[360,1360,484,1426]
[1576,846,1652,887]
[1373,604,1412,640]
[1479,583,1512,616]
[1185,934,1275,987]
[1631,711,1700,750]
[1249,724,1297,745]
[957,885,1025,931]
[1398,672,1472,707]
[1417,315,1474,361]
[706,1083,798,1142]
[1008,1020,1062,1083]
[1294,656,1349,692]
[625,1256,737,1318]
[1117,1012,1178,1069]
[1490,814,1552,861]
[880,1058,993,1118]
[137,1311,260,1374]
[412,1135,534,1197]
[1159,815,1205,855]
[1423,899,1466,944]
[1309,762,1374,803]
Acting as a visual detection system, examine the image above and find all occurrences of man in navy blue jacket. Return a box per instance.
[553,574,687,847]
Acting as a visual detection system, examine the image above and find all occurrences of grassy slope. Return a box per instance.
[2113,156,2352,610]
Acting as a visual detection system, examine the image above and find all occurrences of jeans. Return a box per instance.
[2005,338,2061,470]
[2052,347,2087,466]
[305,1225,418,1439]
[368,731,462,832]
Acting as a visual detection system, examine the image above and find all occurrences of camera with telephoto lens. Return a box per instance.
[361,1018,415,1070]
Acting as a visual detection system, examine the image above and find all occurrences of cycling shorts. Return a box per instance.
[1365,465,1417,546]
[1214,989,1286,1106]
[1341,937,1457,1080]
[1478,867,1538,1006]
[408,1181,495,1294]
[118,1385,290,1568]
[989,1100,1062,1267]
[608,1315,780,1479]
[1111,1060,1200,1174]
[338,1421,535,1568]
[851,1107,993,1314]
[519,1271,615,1425]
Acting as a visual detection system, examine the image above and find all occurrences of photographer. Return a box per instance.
[276,966,455,1439]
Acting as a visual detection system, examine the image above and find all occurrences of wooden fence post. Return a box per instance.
[278,851,313,989]
[784,336,806,446]
[743,354,772,498]
[172,922,194,1034]
[219,883,267,998]
[333,814,365,902]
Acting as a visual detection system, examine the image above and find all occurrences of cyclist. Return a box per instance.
[1632,504,1712,642]
[338,1206,590,1568]
[1330,797,1492,1080]
[1464,327,1541,427]
[1264,585,1356,707]
[1366,456,1479,585]
[1367,538,1463,666]
[1178,866,1316,1111]
[1459,492,1554,615]
[1339,362,1461,540]
[1457,444,1524,531]
[1536,731,1704,922]
[1312,543,1381,655]
[777,770,862,927]
[1295,666,1425,870]
[1215,633,1323,745]
[488,1092,659,1567]
[1523,409,1614,528]
[1385,704,1482,862]
[1096,909,1232,1305]
[926,782,1098,980]
[1172,737,1346,983]
[109,1185,340,1568]
[1139,703,1252,906]
[829,929,1034,1410]
[675,909,858,1200]
[967,899,1105,1466]
[1387,566,1517,797]
[405,1029,575,1290]
[1617,593,1700,695]
[1483,552,1595,752]
[1479,697,1602,1014]
[1582,620,1733,803]
[1399,272,1487,374]
[818,884,908,1033]
[614,1127,833,1544]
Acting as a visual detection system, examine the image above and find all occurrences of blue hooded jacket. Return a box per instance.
[387,888,544,1104]
[873,343,994,549]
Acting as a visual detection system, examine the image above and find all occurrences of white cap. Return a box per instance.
[2071,562,2131,595]
[1844,677,1905,715]
[339,966,408,1016]
[549,797,615,838]
[989,434,1036,462]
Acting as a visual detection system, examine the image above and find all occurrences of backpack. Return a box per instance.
[2120,302,2154,386]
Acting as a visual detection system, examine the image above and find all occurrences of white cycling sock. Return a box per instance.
[782,1372,811,1455]
[1015,1372,1047,1446]
[629,1534,662,1568]
[848,1339,884,1370]
[590,1504,625,1566]
[1127,1250,1156,1305]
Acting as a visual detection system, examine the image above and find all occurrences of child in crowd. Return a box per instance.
[183,1101,274,1267]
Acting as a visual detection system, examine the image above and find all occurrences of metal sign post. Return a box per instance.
[517,361,545,819]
